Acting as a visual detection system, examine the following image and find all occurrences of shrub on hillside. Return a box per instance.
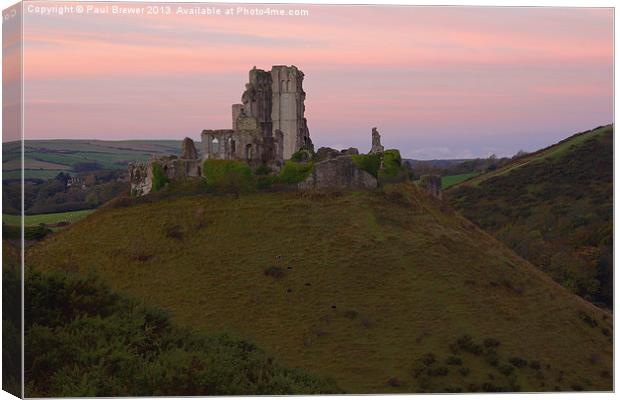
[20,269,342,397]
[151,162,169,192]
[351,154,381,177]
[291,149,313,162]
[203,160,254,194]
[277,161,313,184]
[255,164,272,176]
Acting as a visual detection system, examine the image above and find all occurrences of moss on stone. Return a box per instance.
[151,162,169,192]
[351,154,382,177]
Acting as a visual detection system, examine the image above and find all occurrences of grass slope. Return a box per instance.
[446,125,613,308]
[453,125,612,188]
[27,184,612,393]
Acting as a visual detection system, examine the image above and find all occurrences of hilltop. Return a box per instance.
[26,183,612,393]
[446,125,613,308]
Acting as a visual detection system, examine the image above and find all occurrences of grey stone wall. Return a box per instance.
[299,156,377,191]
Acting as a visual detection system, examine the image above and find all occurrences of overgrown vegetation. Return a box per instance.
[3,170,127,215]
[277,161,314,184]
[151,162,170,192]
[3,223,52,241]
[351,153,382,177]
[447,125,613,308]
[3,242,21,397]
[202,159,254,194]
[291,149,313,162]
[9,264,341,396]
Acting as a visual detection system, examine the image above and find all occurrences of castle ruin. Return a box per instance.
[127,66,443,198]
[202,65,312,169]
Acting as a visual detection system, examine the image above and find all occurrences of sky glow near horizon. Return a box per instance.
[6,2,614,159]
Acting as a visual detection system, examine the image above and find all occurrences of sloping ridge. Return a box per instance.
[451,124,613,189]
[445,125,613,308]
[26,183,612,393]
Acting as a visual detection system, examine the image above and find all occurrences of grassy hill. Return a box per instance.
[3,139,187,180]
[446,125,613,308]
[26,183,612,393]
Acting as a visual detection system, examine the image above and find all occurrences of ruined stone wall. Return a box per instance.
[271,65,311,159]
[201,125,282,169]
[299,156,377,191]
[231,104,244,130]
[128,162,152,196]
[242,68,273,138]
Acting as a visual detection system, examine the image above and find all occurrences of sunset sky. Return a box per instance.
[7,2,614,158]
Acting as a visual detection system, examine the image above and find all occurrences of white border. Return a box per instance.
[0,1,616,400]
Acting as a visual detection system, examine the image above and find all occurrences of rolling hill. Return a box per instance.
[26,183,612,393]
[446,125,613,308]
[3,139,187,180]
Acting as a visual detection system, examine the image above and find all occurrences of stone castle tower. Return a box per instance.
[270,66,311,159]
[232,65,311,160]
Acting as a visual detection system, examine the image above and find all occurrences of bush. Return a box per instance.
[508,357,528,368]
[351,154,382,177]
[483,338,501,348]
[256,176,276,190]
[23,269,342,396]
[378,149,406,181]
[291,149,313,162]
[25,224,53,241]
[255,164,272,176]
[264,266,285,279]
[203,160,254,194]
[484,350,499,367]
[151,162,169,192]
[427,367,448,377]
[277,161,313,184]
[498,364,515,376]
[446,356,463,366]
[455,335,483,355]
[420,353,436,366]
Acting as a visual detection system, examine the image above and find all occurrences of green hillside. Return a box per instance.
[446,125,613,308]
[26,183,612,393]
[3,139,187,180]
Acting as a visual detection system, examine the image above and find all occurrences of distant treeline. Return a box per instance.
[404,153,521,179]
[3,170,127,215]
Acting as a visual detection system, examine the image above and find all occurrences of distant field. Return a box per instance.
[3,209,95,226]
[3,139,188,180]
[442,172,477,189]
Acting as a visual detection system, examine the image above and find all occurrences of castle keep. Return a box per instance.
[128,65,442,198]
[202,65,312,169]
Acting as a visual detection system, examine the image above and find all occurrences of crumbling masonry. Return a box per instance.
[202,65,313,169]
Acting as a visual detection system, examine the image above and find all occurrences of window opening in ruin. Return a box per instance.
[246,144,253,160]
[211,137,220,153]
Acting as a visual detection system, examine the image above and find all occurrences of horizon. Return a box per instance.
[3,3,614,159]
[6,122,614,161]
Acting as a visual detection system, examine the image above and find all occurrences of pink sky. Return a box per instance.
[6,2,614,158]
